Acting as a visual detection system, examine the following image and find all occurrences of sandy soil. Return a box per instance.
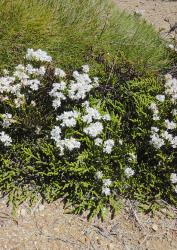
[0,199,177,250]
[0,1,177,250]
[115,0,177,33]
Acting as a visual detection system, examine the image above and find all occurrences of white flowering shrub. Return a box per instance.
[149,74,177,195]
[117,75,177,209]
[0,48,177,217]
[0,49,139,218]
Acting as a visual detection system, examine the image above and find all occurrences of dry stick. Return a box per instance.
[129,201,145,230]
[0,211,18,225]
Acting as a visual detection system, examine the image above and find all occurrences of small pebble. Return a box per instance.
[152,223,158,231]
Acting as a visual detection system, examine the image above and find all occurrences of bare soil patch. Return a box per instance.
[115,0,177,33]
[0,199,177,250]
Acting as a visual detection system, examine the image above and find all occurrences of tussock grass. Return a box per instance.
[0,0,168,73]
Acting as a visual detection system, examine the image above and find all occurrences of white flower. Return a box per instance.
[155,94,165,102]
[26,48,52,62]
[164,77,177,103]
[102,187,111,196]
[94,138,103,146]
[26,64,46,76]
[26,64,37,75]
[51,126,61,143]
[56,138,81,154]
[152,114,160,121]
[62,138,81,151]
[119,139,123,145]
[172,109,177,116]
[55,68,66,78]
[68,72,93,100]
[170,173,177,184]
[150,133,165,149]
[96,171,103,179]
[82,107,101,124]
[164,119,176,130]
[103,179,112,187]
[102,114,111,121]
[14,94,25,108]
[161,131,173,141]
[171,136,177,148]
[49,90,66,109]
[82,101,90,108]
[0,131,12,146]
[84,122,103,137]
[56,111,80,128]
[149,102,159,114]
[27,79,40,91]
[0,76,16,94]
[2,113,12,128]
[151,127,159,133]
[149,103,160,120]
[82,65,89,73]
[93,77,99,87]
[165,73,172,81]
[103,139,114,154]
[13,70,29,80]
[38,66,46,76]
[31,101,36,107]
[125,167,135,178]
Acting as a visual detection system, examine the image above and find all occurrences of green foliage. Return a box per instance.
[0,0,168,74]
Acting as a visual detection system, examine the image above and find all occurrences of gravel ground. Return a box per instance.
[0,1,177,249]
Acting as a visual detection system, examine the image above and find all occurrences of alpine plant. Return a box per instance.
[0,48,137,205]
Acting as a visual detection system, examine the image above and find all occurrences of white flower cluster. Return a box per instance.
[125,167,135,178]
[49,68,114,155]
[50,126,80,155]
[49,82,66,109]
[164,74,177,103]
[103,139,115,154]
[0,49,114,158]
[94,137,115,154]
[26,48,52,62]
[95,171,112,196]
[149,102,160,121]
[150,127,165,149]
[0,65,46,98]
[96,171,103,179]
[170,173,177,193]
[68,71,94,100]
[0,131,12,146]
[149,74,177,149]
[84,122,103,138]
[56,111,80,128]
[1,113,12,128]
[102,178,112,196]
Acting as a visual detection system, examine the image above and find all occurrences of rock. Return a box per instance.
[152,223,158,231]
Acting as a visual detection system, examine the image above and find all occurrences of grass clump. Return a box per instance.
[0,0,168,73]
